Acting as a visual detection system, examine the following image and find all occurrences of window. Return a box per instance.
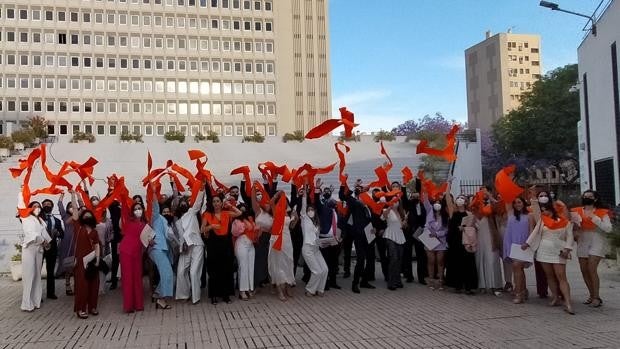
[7,9,15,19]
[244,21,251,31]
[265,22,272,31]
[58,11,66,21]
[20,9,28,20]
[60,125,68,135]
[70,12,78,22]
[109,125,117,136]
[97,125,105,135]
[47,101,55,112]
[58,33,67,44]
[45,11,53,21]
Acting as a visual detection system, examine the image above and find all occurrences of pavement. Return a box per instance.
[1,260,619,349]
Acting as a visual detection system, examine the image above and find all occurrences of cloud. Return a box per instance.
[332,89,392,109]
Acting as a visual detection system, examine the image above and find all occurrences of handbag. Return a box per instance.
[462,226,478,253]
[61,230,77,270]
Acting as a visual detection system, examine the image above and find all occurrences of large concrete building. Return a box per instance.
[465,31,542,132]
[0,0,331,140]
[578,0,620,206]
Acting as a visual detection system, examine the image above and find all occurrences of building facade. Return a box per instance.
[465,31,542,133]
[0,0,331,140]
[578,0,620,206]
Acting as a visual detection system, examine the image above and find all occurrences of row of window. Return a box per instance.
[32,121,278,139]
[0,100,276,116]
[2,0,273,13]
[0,77,276,95]
[2,53,275,74]
[0,10,273,32]
[1,32,275,54]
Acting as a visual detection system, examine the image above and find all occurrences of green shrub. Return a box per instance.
[194,133,206,142]
[373,130,396,142]
[71,131,96,143]
[11,244,22,262]
[206,131,220,143]
[120,131,143,142]
[282,130,305,143]
[338,133,361,142]
[243,132,265,143]
[0,135,14,150]
[164,130,185,143]
[26,116,49,139]
[11,129,36,146]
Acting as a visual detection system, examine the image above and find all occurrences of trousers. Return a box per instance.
[235,235,255,292]
[120,252,143,312]
[149,248,174,298]
[21,244,43,311]
[302,244,328,294]
[386,239,403,288]
[176,245,204,303]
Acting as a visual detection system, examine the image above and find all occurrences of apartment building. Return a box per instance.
[0,0,331,140]
[466,31,542,133]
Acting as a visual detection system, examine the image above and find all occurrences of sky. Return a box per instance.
[329,0,604,132]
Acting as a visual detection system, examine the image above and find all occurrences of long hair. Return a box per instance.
[131,202,147,222]
[583,190,607,209]
[206,193,225,213]
[512,197,528,221]
[538,190,559,220]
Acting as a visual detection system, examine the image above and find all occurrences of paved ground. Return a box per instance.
[1,260,619,349]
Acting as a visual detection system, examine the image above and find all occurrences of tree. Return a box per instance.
[492,64,579,170]
[26,116,48,139]
[392,112,457,140]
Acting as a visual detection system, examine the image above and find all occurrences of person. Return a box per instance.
[382,200,406,290]
[202,194,241,304]
[471,188,503,294]
[119,200,147,313]
[40,199,64,300]
[108,199,122,290]
[315,179,342,290]
[149,191,175,309]
[69,191,101,319]
[175,185,206,305]
[19,195,51,312]
[422,191,449,290]
[502,197,535,304]
[231,204,258,300]
[524,189,575,314]
[401,179,427,284]
[571,190,612,308]
[94,209,113,295]
[267,190,298,301]
[299,186,329,296]
[494,200,514,293]
[368,189,389,283]
[58,193,79,295]
[289,184,305,278]
[250,183,274,289]
[339,183,375,293]
[445,192,478,294]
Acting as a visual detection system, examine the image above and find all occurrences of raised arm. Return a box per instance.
[58,192,67,217]
[170,178,180,212]
[151,189,161,223]
[445,181,455,218]
[270,190,285,213]
[240,180,251,206]
[70,190,79,221]
[251,184,260,215]
[188,188,205,215]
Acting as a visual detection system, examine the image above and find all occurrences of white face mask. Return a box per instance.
[33,208,41,216]
[455,198,466,207]
[538,196,549,204]
[433,203,442,212]
[134,209,143,218]
[307,210,315,219]
[256,194,263,202]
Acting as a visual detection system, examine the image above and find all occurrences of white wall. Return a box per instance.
[577,0,620,204]
[450,129,483,197]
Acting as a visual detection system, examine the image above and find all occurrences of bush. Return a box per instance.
[282,130,305,143]
[11,129,36,146]
[243,132,265,143]
[120,131,143,142]
[11,244,22,262]
[373,130,396,142]
[206,131,220,143]
[164,130,185,143]
[26,116,48,139]
[71,131,95,143]
[0,135,14,150]
[338,133,361,142]
[194,133,206,142]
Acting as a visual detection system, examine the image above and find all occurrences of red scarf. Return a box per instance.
[571,207,608,230]
[202,211,230,236]
[541,214,569,230]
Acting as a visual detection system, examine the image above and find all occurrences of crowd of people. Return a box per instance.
[18,170,614,318]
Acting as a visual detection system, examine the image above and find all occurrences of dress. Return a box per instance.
[503,213,531,265]
[572,207,612,258]
[475,216,503,289]
[20,215,51,311]
[529,217,573,265]
[254,210,273,287]
[118,210,146,312]
[423,198,448,251]
[57,201,76,276]
[204,211,235,299]
[445,211,478,291]
[73,224,100,314]
[383,209,405,288]
[268,216,295,285]
[232,218,257,292]
[300,200,328,294]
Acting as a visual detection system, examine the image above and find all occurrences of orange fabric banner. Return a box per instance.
[270,195,288,251]
[304,107,359,139]
[334,142,350,185]
[401,166,414,184]
[541,214,570,230]
[415,124,460,162]
[379,141,393,172]
[230,165,252,196]
[494,165,524,204]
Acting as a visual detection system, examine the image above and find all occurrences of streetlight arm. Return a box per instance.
[553,8,595,22]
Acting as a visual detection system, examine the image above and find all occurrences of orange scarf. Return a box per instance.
[571,207,608,230]
[202,211,230,236]
[541,214,569,230]
[243,217,258,242]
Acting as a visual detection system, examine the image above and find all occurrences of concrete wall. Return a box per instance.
[0,136,419,272]
[450,129,483,197]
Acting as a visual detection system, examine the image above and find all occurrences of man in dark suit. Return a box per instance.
[315,183,342,290]
[41,199,64,299]
[401,179,428,284]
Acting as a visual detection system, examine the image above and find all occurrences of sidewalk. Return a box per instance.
[1,261,619,349]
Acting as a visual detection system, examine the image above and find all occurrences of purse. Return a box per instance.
[462,226,478,253]
[61,230,77,270]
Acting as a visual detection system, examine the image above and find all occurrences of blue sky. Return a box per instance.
[329,0,601,132]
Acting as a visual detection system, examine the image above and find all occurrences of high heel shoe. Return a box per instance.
[549,297,561,307]
[239,292,249,301]
[155,300,171,309]
[211,297,218,305]
[590,297,603,308]
[512,292,525,304]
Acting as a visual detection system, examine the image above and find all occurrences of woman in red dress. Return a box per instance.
[70,191,101,319]
[119,201,147,313]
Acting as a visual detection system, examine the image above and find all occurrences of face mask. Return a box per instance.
[455,198,466,207]
[33,208,41,216]
[433,203,442,212]
[581,198,595,206]
[134,209,143,218]
[307,210,315,219]
[43,206,53,214]
[354,188,361,196]
[538,196,549,204]
[323,193,331,199]
[164,215,175,224]
[550,193,556,199]
[256,194,263,202]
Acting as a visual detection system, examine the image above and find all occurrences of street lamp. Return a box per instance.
[539,1,597,36]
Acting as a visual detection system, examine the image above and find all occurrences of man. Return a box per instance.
[228,185,241,203]
[108,199,122,290]
[315,182,342,290]
[339,183,375,293]
[402,179,427,284]
[40,199,64,299]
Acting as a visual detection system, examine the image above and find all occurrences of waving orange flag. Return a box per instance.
[270,195,288,251]
[416,124,460,162]
[494,165,524,204]
[305,107,359,139]
[401,166,414,184]
[334,142,350,185]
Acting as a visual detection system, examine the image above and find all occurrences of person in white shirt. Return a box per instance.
[381,201,406,290]
[175,185,206,305]
[299,187,329,296]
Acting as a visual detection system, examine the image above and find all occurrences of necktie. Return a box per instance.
[331,211,337,237]
[46,215,53,238]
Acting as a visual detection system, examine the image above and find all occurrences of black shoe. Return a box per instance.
[324,285,330,291]
[419,280,427,286]
[329,283,342,290]
[387,286,397,291]
[110,282,118,290]
[352,284,360,294]
[211,298,218,305]
[360,282,375,289]
[223,296,232,304]
[302,276,310,284]
[405,277,414,283]
[343,271,351,279]
[396,284,404,289]
[47,294,58,300]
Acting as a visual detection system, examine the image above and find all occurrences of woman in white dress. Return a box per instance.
[299,187,329,296]
[524,189,575,314]
[18,194,52,312]
[471,188,503,294]
[267,190,298,301]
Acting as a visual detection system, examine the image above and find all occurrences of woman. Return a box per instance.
[252,185,273,289]
[95,210,113,295]
[202,195,241,304]
[19,195,51,312]
[524,189,575,314]
[445,192,478,294]
[503,197,535,304]
[571,190,612,308]
[119,200,147,313]
[231,204,258,301]
[149,191,175,309]
[299,187,328,296]
[382,200,406,290]
[268,190,298,301]
[58,193,79,295]
[471,188,503,294]
[69,191,101,319]
[422,192,449,290]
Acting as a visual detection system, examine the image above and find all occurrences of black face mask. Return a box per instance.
[43,206,53,214]
[354,188,361,196]
[176,204,189,217]
[582,198,595,206]
[323,192,332,199]
[80,216,97,228]
[164,215,175,224]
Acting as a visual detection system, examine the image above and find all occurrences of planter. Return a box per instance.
[166,140,181,144]
[14,142,25,151]
[0,148,10,158]
[77,140,90,144]
[10,261,22,282]
[121,140,136,144]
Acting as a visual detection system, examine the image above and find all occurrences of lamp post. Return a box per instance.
[539,1,597,36]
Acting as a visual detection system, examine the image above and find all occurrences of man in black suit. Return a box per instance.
[401,179,428,284]
[41,199,64,299]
